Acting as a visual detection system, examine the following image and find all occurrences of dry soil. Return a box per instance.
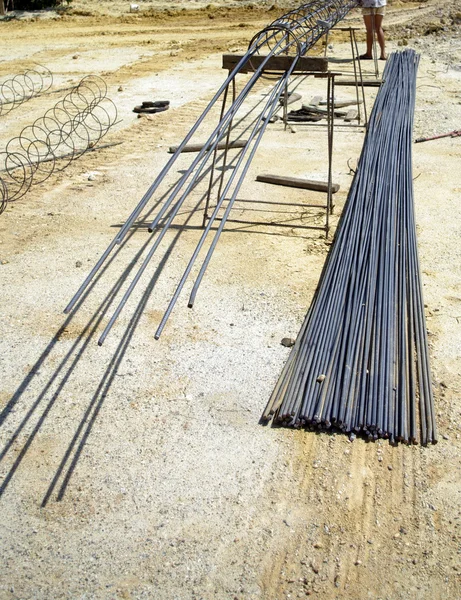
[0,1,460,599]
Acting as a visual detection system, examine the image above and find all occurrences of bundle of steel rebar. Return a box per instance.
[65,0,358,342]
[0,75,116,213]
[262,50,437,445]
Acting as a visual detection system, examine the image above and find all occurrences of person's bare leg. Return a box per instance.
[363,15,373,57]
[374,14,386,59]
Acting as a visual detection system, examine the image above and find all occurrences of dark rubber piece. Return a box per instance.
[287,108,323,122]
[141,100,170,108]
[287,114,323,122]
[133,105,170,114]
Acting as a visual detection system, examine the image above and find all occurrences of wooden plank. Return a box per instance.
[335,79,382,87]
[314,71,342,77]
[168,140,248,154]
[278,92,302,106]
[222,54,328,74]
[319,98,363,107]
[309,95,323,107]
[332,26,360,32]
[257,174,340,194]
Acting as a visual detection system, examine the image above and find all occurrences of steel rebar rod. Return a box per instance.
[263,50,437,445]
[66,0,359,340]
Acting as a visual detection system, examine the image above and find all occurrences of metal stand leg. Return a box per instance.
[349,28,362,125]
[202,76,236,228]
[216,77,236,201]
[326,73,335,238]
[352,29,368,127]
[283,77,289,130]
[371,9,379,79]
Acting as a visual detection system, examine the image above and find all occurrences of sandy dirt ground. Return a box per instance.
[0,1,460,599]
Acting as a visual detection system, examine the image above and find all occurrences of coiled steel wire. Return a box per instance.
[262,50,437,445]
[0,65,53,118]
[0,75,117,214]
[64,0,358,342]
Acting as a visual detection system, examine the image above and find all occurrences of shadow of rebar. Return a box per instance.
[0,123,253,500]
[0,69,328,500]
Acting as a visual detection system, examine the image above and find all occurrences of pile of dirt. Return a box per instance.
[386,0,461,40]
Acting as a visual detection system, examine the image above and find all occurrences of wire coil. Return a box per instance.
[0,65,53,118]
[0,75,117,215]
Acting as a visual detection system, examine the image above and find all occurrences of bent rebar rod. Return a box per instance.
[66,0,358,337]
[64,42,271,314]
[154,62,301,339]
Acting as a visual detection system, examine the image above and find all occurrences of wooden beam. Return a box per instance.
[344,108,358,122]
[222,54,328,74]
[280,92,302,106]
[332,26,361,32]
[335,79,382,87]
[257,174,340,194]
[0,2,5,16]
[168,140,248,154]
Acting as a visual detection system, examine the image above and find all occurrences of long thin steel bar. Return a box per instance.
[155,69,298,339]
[186,62,301,311]
[97,68,292,345]
[64,44,278,315]
[97,44,299,346]
[263,50,436,444]
[65,0,358,320]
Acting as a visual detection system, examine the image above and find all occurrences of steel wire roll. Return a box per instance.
[0,65,53,118]
[0,75,117,214]
[0,177,7,214]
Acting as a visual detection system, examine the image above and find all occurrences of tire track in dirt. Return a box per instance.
[259,429,460,599]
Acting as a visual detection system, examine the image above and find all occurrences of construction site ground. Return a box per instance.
[0,1,460,598]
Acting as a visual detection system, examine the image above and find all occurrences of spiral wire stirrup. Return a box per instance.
[0,75,117,214]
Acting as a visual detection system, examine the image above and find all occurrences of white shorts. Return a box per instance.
[362,7,386,16]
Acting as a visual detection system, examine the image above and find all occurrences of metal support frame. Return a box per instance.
[370,8,380,79]
[203,63,337,238]
[347,27,368,124]
[64,0,361,344]
[324,25,369,125]
[325,21,380,80]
